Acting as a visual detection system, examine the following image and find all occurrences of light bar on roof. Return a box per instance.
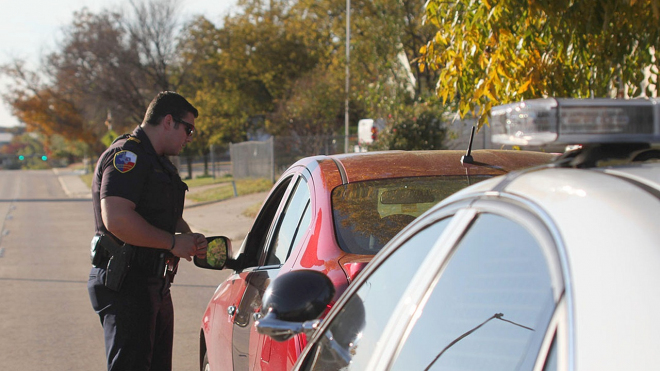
[490,98,660,146]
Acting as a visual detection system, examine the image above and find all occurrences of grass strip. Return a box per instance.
[183,175,233,188]
[187,178,273,203]
[80,173,271,205]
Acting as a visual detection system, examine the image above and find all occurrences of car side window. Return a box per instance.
[299,217,452,371]
[390,213,557,371]
[242,176,293,267]
[266,176,311,266]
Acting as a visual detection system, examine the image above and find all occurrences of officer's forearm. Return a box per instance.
[101,196,172,250]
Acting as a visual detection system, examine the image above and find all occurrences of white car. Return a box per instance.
[255,98,660,371]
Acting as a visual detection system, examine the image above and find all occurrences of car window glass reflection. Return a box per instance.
[391,213,557,371]
[332,176,489,255]
[268,177,311,265]
[303,217,452,371]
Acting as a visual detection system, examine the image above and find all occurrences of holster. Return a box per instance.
[90,234,135,291]
[90,235,108,267]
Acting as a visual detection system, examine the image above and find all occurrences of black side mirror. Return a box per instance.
[194,236,231,270]
[256,270,335,342]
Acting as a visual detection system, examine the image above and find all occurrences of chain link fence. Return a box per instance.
[173,122,495,181]
[230,135,360,181]
[230,138,275,181]
[174,135,359,181]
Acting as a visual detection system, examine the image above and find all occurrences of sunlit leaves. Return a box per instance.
[422,0,660,127]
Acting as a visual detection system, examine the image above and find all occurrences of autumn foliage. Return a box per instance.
[4,0,658,157]
[420,0,660,127]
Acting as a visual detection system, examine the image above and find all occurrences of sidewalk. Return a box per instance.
[52,168,92,199]
[52,168,268,244]
[182,191,268,242]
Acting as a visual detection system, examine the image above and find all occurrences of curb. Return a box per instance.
[184,199,226,209]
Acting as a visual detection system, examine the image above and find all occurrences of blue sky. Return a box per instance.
[0,0,236,127]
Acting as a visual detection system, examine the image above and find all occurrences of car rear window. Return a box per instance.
[332,176,490,254]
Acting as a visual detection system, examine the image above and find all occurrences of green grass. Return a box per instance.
[243,201,264,218]
[187,178,273,203]
[183,174,233,188]
[78,173,272,205]
[83,173,232,189]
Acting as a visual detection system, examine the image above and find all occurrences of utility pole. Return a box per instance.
[344,0,350,153]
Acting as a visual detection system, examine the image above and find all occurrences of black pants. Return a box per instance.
[88,267,174,371]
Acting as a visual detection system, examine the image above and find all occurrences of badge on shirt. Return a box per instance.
[113,150,137,173]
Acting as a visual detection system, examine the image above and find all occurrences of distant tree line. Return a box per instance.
[1,0,441,162]
[2,0,658,162]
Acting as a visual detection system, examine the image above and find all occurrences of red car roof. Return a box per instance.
[294,149,555,186]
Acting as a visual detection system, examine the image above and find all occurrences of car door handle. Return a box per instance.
[228,305,237,316]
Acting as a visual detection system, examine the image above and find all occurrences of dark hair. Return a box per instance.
[143,91,198,126]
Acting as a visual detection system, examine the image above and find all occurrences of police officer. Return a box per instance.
[87,91,208,371]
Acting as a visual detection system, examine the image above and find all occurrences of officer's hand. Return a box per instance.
[171,233,206,261]
[193,233,208,259]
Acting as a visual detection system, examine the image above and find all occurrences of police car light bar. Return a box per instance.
[490,98,660,146]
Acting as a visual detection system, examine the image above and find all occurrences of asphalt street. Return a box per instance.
[0,169,268,370]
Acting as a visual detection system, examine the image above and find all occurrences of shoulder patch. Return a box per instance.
[113,150,138,173]
[127,136,141,143]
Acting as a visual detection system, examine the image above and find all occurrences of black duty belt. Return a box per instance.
[94,246,176,278]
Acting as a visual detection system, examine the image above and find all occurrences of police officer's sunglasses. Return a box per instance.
[173,117,194,137]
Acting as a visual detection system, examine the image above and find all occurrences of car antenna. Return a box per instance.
[461,126,476,164]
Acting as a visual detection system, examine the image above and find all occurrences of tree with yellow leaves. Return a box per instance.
[419,0,660,127]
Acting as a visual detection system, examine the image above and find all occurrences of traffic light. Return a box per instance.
[41,155,47,161]
[18,155,24,161]
[371,126,378,141]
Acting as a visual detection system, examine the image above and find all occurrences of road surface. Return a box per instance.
[0,169,234,370]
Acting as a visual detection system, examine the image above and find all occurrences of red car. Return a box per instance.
[195,149,554,371]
